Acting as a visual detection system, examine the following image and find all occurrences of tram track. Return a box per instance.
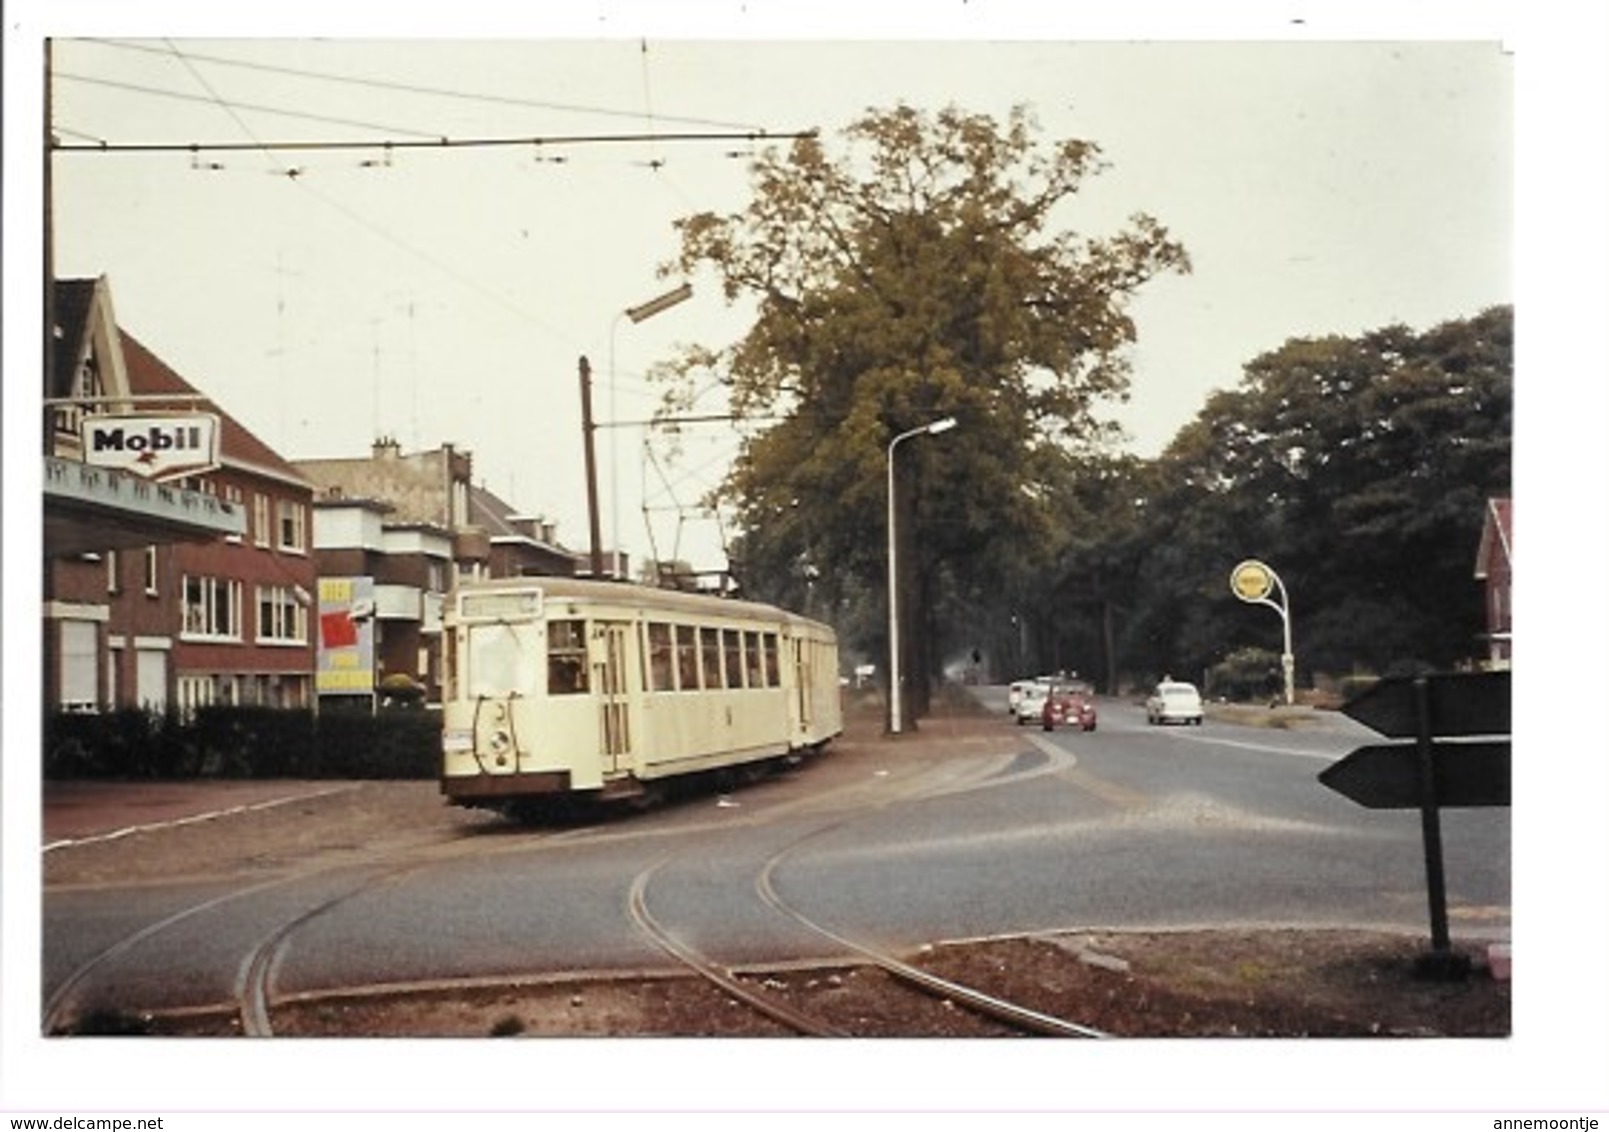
[620,747,1111,1038]
[46,722,1093,1038]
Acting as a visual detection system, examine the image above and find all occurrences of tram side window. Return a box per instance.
[647,622,675,691]
[762,632,780,687]
[675,624,700,690]
[700,627,723,689]
[723,629,745,689]
[744,631,764,688]
[548,620,589,695]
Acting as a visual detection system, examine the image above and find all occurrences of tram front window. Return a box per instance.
[466,622,541,698]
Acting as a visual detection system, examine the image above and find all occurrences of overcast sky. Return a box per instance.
[26,17,1519,573]
[6,0,1609,1119]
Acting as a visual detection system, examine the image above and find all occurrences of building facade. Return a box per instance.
[43,276,315,714]
[297,440,581,705]
[1474,496,1513,670]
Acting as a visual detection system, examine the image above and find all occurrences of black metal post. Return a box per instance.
[1413,675,1467,978]
[579,355,603,579]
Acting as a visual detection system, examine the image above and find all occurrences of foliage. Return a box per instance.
[659,104,1190,711]
[1108,306,1512,682]
[1205,647,1284,702]
[43,706,439,780]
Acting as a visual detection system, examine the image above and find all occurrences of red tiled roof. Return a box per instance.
[118,330,310,488]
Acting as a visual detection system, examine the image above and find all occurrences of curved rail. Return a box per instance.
[621,745,1111,1038]
[625,857,848,1036]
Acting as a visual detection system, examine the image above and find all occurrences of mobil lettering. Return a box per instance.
[90,422,208,453]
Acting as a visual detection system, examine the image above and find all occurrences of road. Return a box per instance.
[41,689,1511,1026]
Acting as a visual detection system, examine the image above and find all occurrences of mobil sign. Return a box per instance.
[81,413,221,481]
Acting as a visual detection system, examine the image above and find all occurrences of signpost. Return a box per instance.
[1229,559,1294,705]
[1321,670,1511,976]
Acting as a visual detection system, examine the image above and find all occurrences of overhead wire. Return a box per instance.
[56,39,785,564]
[79,37,767,134]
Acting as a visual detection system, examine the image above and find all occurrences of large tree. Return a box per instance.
[1118,306,1513,683]
[660,104,1189,725]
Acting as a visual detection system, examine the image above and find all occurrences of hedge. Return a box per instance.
[42,704,440,781]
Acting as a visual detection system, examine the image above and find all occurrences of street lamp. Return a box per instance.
[608,282,693,577]
[887,415,957,734]
[1230,558,1295,705]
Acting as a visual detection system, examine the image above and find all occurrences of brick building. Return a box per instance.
[43,277,315,712]
[296,440,580,705]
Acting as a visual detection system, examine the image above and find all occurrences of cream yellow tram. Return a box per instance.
[440,576,842,814]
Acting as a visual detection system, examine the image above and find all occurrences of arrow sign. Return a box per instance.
[1342,670,1510,738]
[1319,740,1511,809]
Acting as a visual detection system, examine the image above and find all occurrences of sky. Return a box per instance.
[6,0,1609,1120]
[22,15,1520,575]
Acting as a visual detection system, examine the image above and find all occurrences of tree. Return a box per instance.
[659,104,1190,726]
[1116,307,1512,682]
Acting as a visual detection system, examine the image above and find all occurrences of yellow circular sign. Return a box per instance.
[1230,559,1274,602]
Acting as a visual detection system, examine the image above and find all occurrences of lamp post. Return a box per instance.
[887,416,957,734]
[1230,558,1295,705]
[607,282,693,577]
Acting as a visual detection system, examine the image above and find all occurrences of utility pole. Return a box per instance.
[579,355,604,579]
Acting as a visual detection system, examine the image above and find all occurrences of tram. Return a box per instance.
[439,576,842,813]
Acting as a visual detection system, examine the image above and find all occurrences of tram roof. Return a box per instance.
[453,575,828,631]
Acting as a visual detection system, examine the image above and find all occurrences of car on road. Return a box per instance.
[1007,679,1037,716]
[1146,680,1204,726]
[1042,685,1097,732]
[1013,680,1054,725]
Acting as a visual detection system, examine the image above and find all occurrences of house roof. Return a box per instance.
[50,278,97,398]
[119,329,311,490]
[468,482,576,556]
[1474,497,1512,579]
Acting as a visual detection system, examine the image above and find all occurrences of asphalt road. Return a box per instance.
[41,689,1512,1023]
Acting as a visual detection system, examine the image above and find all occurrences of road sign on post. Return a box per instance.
[1321,670,1511,976]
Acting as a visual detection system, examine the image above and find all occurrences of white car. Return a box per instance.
[1146,680,1204,726]
[1014,680,1054,725]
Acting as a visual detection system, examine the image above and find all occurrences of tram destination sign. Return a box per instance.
[81,413,221,481]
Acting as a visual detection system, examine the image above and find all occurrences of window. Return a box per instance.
[723,629,744,689]
[223,484,244,543]
[700,627,722,690]
[253,494,271,547]
[256,585,308,643]
[743,631,766,688]
[646,623,675,691]
[107,549,120,595]
[762,632,780,687]
[59,620,98,710]
[276,499,307,552]
[182,575,243,639]
[144,546,159,595]
[674,624,699,690]
[548,619,589,695]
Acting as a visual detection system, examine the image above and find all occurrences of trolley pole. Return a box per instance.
[579,355,604,579]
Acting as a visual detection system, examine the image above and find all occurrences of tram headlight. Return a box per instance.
[489,728,512,755]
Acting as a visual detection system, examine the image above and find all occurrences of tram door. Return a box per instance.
[793,638,813,732]
[593,621,635,774]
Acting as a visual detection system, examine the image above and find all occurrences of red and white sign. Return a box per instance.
[80,413,221,481]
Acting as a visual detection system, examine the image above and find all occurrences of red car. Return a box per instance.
[1041,685,1097,732]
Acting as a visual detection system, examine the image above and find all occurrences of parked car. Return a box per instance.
[1014,680,1054,725]
[1146,680,1204,725]
[1042,685,1097,732]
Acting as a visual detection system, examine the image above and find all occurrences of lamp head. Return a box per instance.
[927,417,958,435]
